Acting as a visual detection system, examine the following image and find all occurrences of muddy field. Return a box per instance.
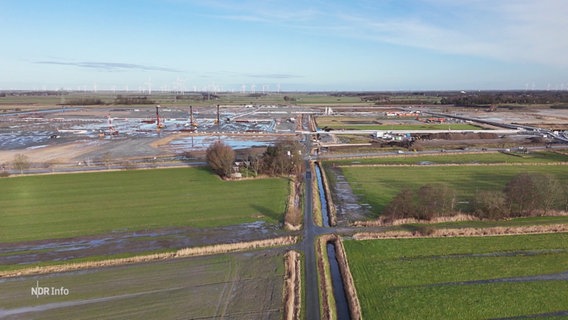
[0,221,292,266]
[0,249,286,319]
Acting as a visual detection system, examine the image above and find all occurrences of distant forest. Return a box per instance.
[355,91,568,106]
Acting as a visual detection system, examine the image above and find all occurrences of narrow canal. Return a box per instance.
[327,243,351,320]
[315,162,351,318]
[314,163,330,227]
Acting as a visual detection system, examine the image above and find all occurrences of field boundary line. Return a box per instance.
[0,236,298,278]
[337,162,568,168]
[353,224,568,240]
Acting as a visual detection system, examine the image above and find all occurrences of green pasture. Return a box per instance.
[321,123,482,131]
[335,164,568,214]
[329,151,568,165]
[315,115,482,130]
[0,167,288,242]
[344,233,568,319]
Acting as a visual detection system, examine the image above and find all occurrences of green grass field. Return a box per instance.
[330,151,568,165]
[0,167,288,242]
[336,164,568,214]
[344,233,568,319]
[325,123,482,131]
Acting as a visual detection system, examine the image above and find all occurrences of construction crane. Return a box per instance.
[156,105,165,129]
[189,105,198,127]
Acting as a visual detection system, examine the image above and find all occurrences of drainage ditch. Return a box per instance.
[315,163,330,227]
[327,242,351,319]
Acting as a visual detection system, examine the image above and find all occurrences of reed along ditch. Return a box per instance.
[315,163,351,318]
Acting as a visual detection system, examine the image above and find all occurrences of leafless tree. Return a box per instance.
[504,173,562,216]
[13,154,30,174]
[473,190,507,219]
[383,188,416,221]
[206,141,235,178]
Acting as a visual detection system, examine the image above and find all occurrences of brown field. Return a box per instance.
[0,249,286,319]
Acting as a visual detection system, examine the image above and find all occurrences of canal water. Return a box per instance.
[314,164,330,227]
[327,243,351,319]
[315,162,350,318]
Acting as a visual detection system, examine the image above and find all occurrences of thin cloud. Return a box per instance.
[196,0,568,68]
[35,61,181,72]
[332,0,568,67]
[246,73,303,79]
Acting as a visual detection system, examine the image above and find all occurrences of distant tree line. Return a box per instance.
[114,95,156,105]
[64,98,105,105]
[440,92,568,106]
[383,173,567,222]
[283,96,297,102]
[205,140,304,178]
[1,91,65,97]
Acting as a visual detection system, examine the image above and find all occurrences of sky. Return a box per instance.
[1,0,567,91]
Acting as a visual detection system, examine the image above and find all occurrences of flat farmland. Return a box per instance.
[344,233,568,319]
[316,116,481,131]
[0,167,288,242]
[330,151,568,165]
[338,164,568,214]
[0,250,284,319]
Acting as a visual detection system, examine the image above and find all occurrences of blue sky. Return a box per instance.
[1,0,567,91]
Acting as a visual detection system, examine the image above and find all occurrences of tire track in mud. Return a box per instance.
[214,258,238,318]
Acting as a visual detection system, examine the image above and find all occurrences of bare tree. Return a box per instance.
[101,152,113,169]
[504,173,562,216]
[13,154,30,174]
[261,140,303,176]
[383,188,416,221]
[473,190,507,219]
[416,183,455,220]
[206,141,235,178]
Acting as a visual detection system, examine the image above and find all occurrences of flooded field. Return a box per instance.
[0,221,287,266]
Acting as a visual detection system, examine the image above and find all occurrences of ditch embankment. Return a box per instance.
[314,162,337,226]
[317,235,362,320]
[283,250,301,320]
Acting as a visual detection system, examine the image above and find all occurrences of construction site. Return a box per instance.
[0,100,308,169]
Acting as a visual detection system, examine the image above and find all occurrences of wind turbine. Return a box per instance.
[144,77,152,95]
